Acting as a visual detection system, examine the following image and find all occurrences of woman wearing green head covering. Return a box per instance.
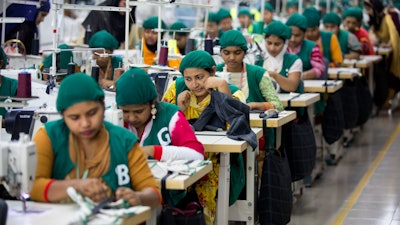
[200,12,220,40]
[218,8,233,33]
[217,29,282,111]
[142,16,167,65]
[115,68,204,206]
[323,12,362,60]
[40,44,74,81]
[254,3,275,35]
[286,0,299,16]
[89,30,123,88]
[342,7,375,55]
[162,50,245,224]
[237,8,257,34]
[286,13,326,80]
[263,21,303,94]
[303,7,343,66]
[30,73,161,209]
[163,50,244,118]
[115,68,204,161]
[0,47,18,119]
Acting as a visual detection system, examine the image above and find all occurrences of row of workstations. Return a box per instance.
[4,49,391,225]
[2,90,317,225]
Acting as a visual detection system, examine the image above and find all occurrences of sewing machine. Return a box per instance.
[0,133,37,200]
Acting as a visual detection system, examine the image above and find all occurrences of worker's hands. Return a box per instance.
[177,90,191,112]
[76,178,109,203]
[141,145,155,158]
[115,187,142,206]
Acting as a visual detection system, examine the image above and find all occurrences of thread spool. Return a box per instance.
[91,65,100,82]
[56,53,61,72]
[158,45,168,66]
[17,71,32,98]
[185,38,195,55]
[67,62,76,75]
[113,68,124,91]
[84,25,92,45]
[204,38,213,55]
[31,33,39,55]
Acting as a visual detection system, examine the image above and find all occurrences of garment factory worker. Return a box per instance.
[40,44,74,81]
[142,16,167,65]
[41,44,73,72]
[115,67,205,162]
[342,7,375,55]
[162,50,245,120]
[286,13,326,80]
[162,50,245,224]
[318,1,335,18]
[263,21,303,94]
[217,30,283,111]
[303,7,343,66]
[254,3,275,35]
[30,74,161,208]
[286,0,299,17]
[0,48,17,120]
[364,0,400,78]
[1,0,50,55]
[82,0,135,46]
[218,8,233,35]
[89,30,123,88]
[322,12,362,60]
[169,22,189,55]
[201,12,220,41]
[237,8,256,35]
[364,0,400,107]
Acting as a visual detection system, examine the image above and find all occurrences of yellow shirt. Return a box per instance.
[162,81,245,120]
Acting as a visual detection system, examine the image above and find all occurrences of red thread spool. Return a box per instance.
[158,45,168,66]
[17,71,32,98]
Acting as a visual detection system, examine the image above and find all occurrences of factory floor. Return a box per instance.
[288,109,400,225]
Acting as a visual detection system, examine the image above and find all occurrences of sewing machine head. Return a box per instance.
[0,133,36,199]
[5,109,35,140]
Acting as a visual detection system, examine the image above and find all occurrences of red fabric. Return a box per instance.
[169,111,205,158]
[354,28,375,55]
[153,145,162,161]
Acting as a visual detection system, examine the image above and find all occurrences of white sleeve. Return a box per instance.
[288,58,303,74]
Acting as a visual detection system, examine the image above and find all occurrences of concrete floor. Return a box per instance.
[289,110,400,225]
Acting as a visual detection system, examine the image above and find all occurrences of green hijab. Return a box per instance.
[218,8,231,19]
[89,30,119,50]
[219,30,248,51]
[169,21,188,36]
[303,7,321,28]
[323,12,342,25]
[264,20,292,40]
[286,13,308,31]
[342,7,363,21]
[207,12,220,23]
[56,73,104,112]
[115,68,158,106]
[264,3,274,12]
[179,50,216,74]
[42,44,73,69]
[143,16,167,30]
[237,8,252,18]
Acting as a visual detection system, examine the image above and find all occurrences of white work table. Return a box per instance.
[277,93,320,107]
[196,128,262,225]
[303,80,343,93]
[328,67,361,80]
[5,200,151,225]
[151,161,212,190]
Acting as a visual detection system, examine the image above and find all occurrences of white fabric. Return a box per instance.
[263,42,289,72]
